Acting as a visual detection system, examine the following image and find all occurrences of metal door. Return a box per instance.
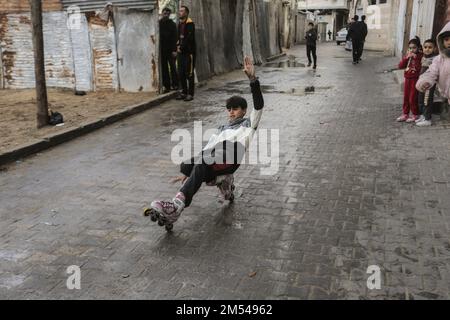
[114,8,158,92]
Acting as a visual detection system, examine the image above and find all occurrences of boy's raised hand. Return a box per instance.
[243,56,256,80]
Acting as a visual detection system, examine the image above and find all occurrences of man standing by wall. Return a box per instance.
[305,22,318,70]
[160,7,178,93]
[176,5,196,102]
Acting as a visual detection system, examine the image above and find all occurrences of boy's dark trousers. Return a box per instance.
[418,85,436,120]
[306,45,317,66]
[179,142,244,207]
[178,53,195,97]
[180,160,239,208]
[352,39,362,62]
[161,51,178,90]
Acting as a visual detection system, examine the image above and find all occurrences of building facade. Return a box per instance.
[298,0,351,42]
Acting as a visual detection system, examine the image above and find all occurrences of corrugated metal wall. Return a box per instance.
[182,0,283,81]
[0,8,159,92]
[61,0,156,12]
[88,15,119,91]
[69,13,93,91]
[43,12,76,88]
[0,12,75,89]
[0,0,62,13]
[0,14,35,89]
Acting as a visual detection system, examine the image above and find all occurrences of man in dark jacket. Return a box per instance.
[305,22,318,70]
[359,15,368,61]
[176,6,196,102]
[347,15,364,64]
[160,8,178,93]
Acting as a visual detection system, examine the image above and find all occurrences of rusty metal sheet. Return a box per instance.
[0,13,35,89]
[88,13,119,91]
[43,12,76,89]
[0,12,76,89]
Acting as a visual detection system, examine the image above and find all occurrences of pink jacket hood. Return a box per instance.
[437,21,450,58]
[416,22,450,102]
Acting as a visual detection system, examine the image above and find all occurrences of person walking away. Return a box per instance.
[176,6,196,102]
[417,22,450,125]
[305,22,318,70]
[359,15,368,61]
[160,8,178,93]
[347,15,363,64]
[396,37,423,123]
[415,39,438,126]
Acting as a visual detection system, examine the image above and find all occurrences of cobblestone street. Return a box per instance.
[1,43,450,300]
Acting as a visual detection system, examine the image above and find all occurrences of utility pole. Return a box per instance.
[29,0,49,128]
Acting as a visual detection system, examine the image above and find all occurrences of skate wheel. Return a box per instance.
[165,224,174,232]
[158,220,165,227]
[229,194,235,202]
[150,212,158,222]
[143,208,152,217]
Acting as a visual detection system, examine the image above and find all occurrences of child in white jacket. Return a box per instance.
[146,57,264,229]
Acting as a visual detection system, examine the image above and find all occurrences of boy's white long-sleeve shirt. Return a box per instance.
[202,79,264,155]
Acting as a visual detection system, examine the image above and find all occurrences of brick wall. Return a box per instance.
[0,0,62,13]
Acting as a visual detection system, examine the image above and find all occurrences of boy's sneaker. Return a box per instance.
[406,115,418,123]
[184,95,194,102]
[416,120,432,127]
[415,115,425,123]
[151,192,186,225]
[396,114,408,122]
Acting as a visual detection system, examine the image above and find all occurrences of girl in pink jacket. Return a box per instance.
[416,22,450,126]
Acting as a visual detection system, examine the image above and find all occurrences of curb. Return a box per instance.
[0,91,178,167]
[266,52,287,62]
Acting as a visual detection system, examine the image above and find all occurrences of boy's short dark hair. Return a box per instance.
[308,22,314,26]
[163,7,171,13]
[226,96,248,110]
[424,39,437,46]
[181,5,190,14]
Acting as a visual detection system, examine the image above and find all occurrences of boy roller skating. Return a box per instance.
[144,56,264,231]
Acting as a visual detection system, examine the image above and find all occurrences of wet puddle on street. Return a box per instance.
[264,61,306,68]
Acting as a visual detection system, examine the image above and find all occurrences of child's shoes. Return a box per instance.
[406,115,419,123]
[396,114,409,122]
[151,192,186,225]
